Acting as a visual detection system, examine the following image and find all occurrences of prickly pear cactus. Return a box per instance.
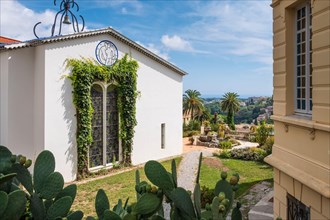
[0,145,83,220]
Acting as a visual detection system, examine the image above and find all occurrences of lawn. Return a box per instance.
[200,157,273,198]
[71,157,182,217]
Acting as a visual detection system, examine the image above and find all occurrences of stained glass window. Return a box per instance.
[90,84,103,167]
[106,86,119,164]
[90,83,119,168]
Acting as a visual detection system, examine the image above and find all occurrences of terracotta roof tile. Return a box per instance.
[0,36,20,44]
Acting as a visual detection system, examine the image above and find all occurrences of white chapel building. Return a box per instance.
[0,28,186,182]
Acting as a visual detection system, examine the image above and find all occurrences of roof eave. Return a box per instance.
[0,27,187,76]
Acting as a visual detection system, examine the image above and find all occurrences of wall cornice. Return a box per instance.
[272,115,330,132]
[265,155,330,198]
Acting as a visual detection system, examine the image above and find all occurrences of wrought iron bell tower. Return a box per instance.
[33,0,85,39]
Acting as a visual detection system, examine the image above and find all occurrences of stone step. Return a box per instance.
[248,191,274,220]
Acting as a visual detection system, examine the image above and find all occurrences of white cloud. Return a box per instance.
[136,41,169,61]
[93,0,143,15]
[161,35,194,52]
[121,7,128,14]
[182,0,272,65]
[0,0,86,41]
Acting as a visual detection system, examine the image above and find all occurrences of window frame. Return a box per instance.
[89,81,121,171]
[161,123,165,149]
[294,2,312,115]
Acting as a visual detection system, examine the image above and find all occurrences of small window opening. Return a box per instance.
[287,193,310,220]
[161,123,165,149]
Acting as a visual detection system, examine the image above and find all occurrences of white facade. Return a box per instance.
[0,28,185,182]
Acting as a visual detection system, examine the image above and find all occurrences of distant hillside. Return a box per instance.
[204,96,273,124]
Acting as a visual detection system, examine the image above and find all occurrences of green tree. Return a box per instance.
[183,89,204,120]
[196,107,211,123]
[220,92,240,130]
[255,121,273,146]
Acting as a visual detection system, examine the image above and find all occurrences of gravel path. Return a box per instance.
[163,149,214,219]
[177,150,213,191]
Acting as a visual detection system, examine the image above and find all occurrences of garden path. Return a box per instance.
[163,139,218,219]
[232,140,258,149]
[163,138,273,220]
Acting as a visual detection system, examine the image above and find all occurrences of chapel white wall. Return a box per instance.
[0,48,40,162]
[43,34,183,181]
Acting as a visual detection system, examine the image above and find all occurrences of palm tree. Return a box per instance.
[220,92,240,130]
[183,89,204,121]
[196,107,211,123]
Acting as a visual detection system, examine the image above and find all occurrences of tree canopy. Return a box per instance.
[220,92,240,129]
[183,89,204,120]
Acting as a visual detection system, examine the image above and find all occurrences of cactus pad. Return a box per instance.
[11,163,33,194]
[0,146,12,174]
[2,190,27,220]
[193,183,201,219]
[47,196,72,219]
[231,202,242,220]
[169,187,196,218]
[0,191,8,216]
[132,192,162,216]
[214,179,233,203]
[144,160,174,191]
[104,209,122,220]
[33,150,55,193]
[211,196,220,220]
[40,172,64,200]
[95,189,110,219]
[171,159,177,188]
[30,193,46,220]
[196,152,203,184]
[67,210,84,220]
[55,184,77,201]
[0,173,16,185]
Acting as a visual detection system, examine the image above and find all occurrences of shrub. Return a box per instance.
[187,119,201,131]
[219,141,232,149]
[183,130,200,137]
[200,186,215,208]
[229,138,240,146]
[219,149,231,159]
[262,136,274,155]
[208,131,217,136]
[230,147,267,161]
[203,120,211,127]
[255,121,273,146]
[248,135,256,142]
[210,123,220,132]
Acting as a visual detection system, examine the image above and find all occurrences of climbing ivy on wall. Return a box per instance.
[66,55,138,179]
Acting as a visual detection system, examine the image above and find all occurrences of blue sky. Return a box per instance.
[0,0,273,98]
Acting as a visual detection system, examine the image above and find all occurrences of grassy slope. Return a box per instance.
[200,158,273,198]
[72,157,182,217]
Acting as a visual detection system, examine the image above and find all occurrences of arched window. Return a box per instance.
[89,82,120,169]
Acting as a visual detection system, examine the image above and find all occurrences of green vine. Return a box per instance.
[65,55,138,179]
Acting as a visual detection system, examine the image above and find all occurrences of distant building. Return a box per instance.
[265,0,330,219]
[183,110,192,125]
[256,113,267,123]
[239,101,246,107]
